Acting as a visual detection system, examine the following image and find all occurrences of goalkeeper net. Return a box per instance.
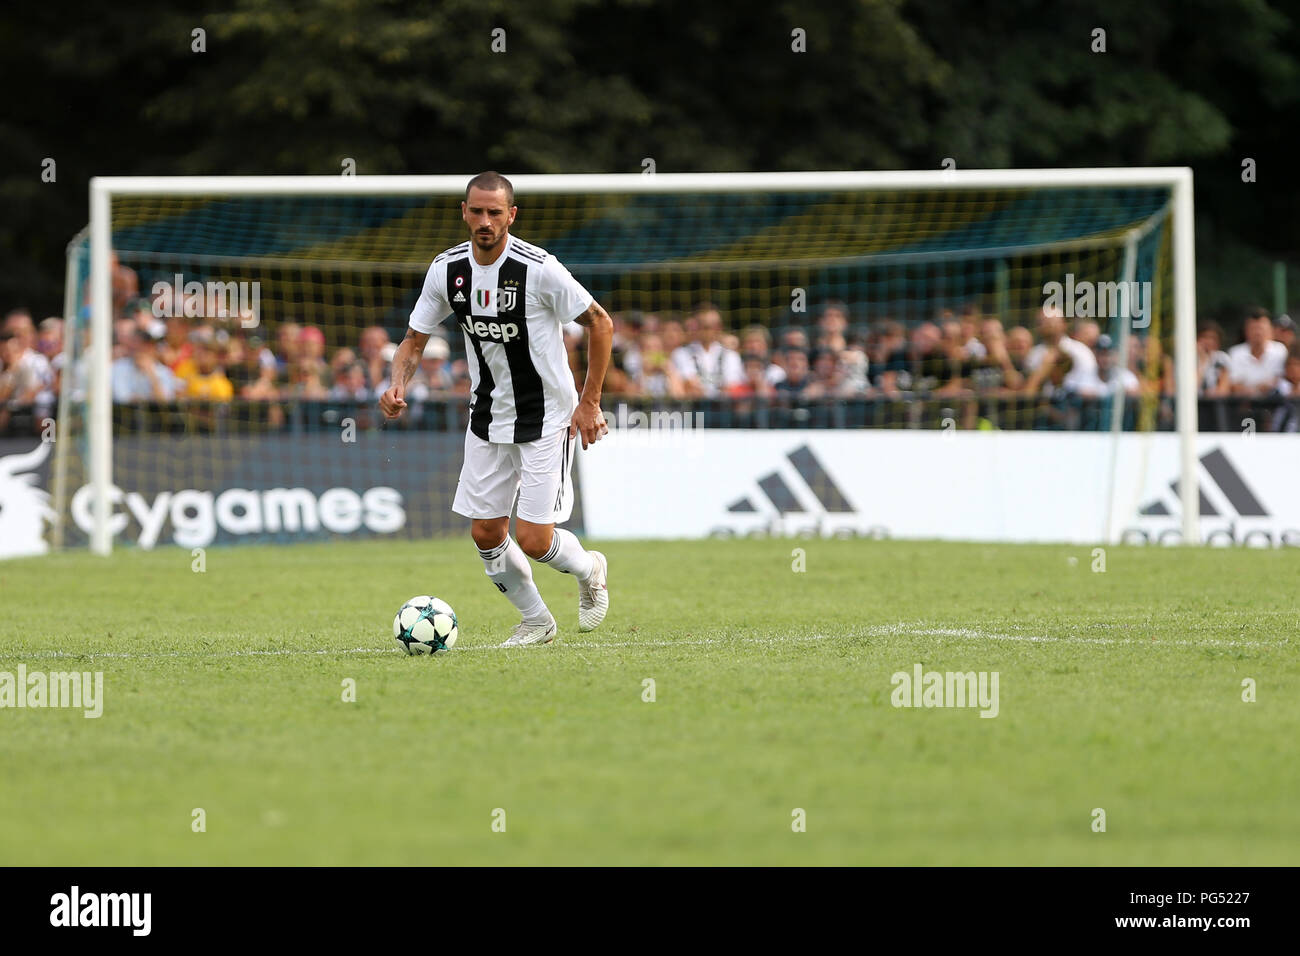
[54,170,1195,552]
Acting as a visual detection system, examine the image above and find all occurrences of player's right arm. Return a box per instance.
[382,258,449,419]
[380,326,430,419]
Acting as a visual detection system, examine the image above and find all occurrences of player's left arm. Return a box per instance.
[570,300,613,449]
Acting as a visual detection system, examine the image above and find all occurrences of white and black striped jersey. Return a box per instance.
[409,235,593,444]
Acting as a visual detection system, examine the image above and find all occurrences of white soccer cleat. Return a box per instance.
[502,614,557,647]
[578,551,609,632]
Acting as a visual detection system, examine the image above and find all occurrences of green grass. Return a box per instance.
[1,538,1297,865]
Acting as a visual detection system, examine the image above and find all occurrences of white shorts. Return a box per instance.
[451,428,577,524]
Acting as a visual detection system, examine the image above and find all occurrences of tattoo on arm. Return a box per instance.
[395,327,429,387]
[574,302,609,327]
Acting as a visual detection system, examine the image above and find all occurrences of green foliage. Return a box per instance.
[2,0,1298,313]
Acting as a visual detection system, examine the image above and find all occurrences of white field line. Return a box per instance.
[0,623,1280,661]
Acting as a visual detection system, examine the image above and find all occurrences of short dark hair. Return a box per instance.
[465,171,514,206]
[1242,306,1271,336]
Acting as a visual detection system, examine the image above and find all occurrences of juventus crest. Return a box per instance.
[476,287,517,311]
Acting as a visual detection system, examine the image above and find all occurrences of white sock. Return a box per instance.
[478,537,550,623]
[537,528,595,580]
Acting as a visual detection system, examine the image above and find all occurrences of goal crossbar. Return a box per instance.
[92,167,1191,196]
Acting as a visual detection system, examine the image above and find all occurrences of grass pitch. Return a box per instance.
[1,538,1296,865]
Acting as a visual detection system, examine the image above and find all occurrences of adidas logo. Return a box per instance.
[727,444,853,515]
[1127,447,1296,547]
[714,444,887,539]
[452,290,466,304]
[1138,448,1267,517]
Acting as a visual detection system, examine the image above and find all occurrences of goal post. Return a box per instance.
[89,182,113,555]
[75,168,1198,553]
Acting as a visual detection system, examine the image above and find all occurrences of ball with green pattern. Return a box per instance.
[393,595,458,655]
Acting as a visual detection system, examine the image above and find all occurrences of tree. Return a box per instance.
[2,0,1297,315]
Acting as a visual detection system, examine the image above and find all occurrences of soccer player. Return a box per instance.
[380,172,612,646]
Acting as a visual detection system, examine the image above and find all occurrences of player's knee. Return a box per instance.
[516,528,553,561]
[471,524,507,552]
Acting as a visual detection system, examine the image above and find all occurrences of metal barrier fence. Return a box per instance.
[7,394,1297,437]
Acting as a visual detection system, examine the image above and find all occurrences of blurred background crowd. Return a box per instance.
[3,266,1298,435]
[7,2,1299,439]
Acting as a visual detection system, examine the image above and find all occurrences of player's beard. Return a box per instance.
[473,226,505,252]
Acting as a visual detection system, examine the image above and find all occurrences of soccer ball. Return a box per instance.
[393,596,459,655]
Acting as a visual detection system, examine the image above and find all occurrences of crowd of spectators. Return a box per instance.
[591,300,1300,428]
[0,309,61,433]
[4,278,1300,434]
[100,308,465,407]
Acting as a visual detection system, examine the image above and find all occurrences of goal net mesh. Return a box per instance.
[54,182,1175,549]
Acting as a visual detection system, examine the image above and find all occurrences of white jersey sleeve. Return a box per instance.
[539,256,593,324]
[409,260,451,334]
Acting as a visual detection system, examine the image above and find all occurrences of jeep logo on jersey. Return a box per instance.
[460,316,521,343]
